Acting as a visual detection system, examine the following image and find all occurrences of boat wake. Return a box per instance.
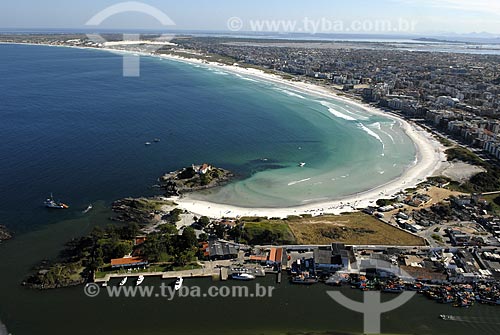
[82,204,93,214]
[442,315,500,324]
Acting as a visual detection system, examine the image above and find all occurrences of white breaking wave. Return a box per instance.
[208,69,229,76]
[336,105,370,120]
[369,122,395,144]
[381,129,395,143]
[234,73,258,82]
[357,123,385,151]
[320,101,356,121]
[276,88,306,99]
[288,178,311,186]
[302,197,330,204]
[240,77,258,82]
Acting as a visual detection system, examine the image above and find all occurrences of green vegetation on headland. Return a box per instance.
[23,197,196,289]
[23,219,201,289]
[160,164,233,196]
[23,223,136,289]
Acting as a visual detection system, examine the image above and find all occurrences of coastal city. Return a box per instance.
[3,33,500,307]
[0,28,500,335]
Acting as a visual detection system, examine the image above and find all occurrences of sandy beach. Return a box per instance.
[141,51,446,218]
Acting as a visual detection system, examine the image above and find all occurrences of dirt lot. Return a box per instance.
[287,212,425,246]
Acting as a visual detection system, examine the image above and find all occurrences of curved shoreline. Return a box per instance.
[147,54,445,218]
[1,43,445,217]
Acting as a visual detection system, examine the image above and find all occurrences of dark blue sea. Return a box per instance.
[0,44,417,233]
[0,44,329,231]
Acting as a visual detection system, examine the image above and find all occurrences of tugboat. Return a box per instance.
[44,193,69,209]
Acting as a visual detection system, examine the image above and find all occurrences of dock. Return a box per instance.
[94,260,239,285]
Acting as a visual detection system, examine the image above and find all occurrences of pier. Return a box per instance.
[94,260,233,284]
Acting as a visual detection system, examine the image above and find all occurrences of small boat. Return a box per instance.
[44,193,69,209]
[291,275,318,285]
[174,277,183,291]
[82,204,93,214]
[136,275,145,286]
[101,282,108,287]
[231,273,256,281]
[325,274,343,286]
[440,315,456,321]
[145,142,152,146]
[119,277,128,286]
[298,162,306,167]
[154,138,161,143]
[382,286,405,293]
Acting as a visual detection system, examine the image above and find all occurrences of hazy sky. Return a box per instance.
[1,0,499,35]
